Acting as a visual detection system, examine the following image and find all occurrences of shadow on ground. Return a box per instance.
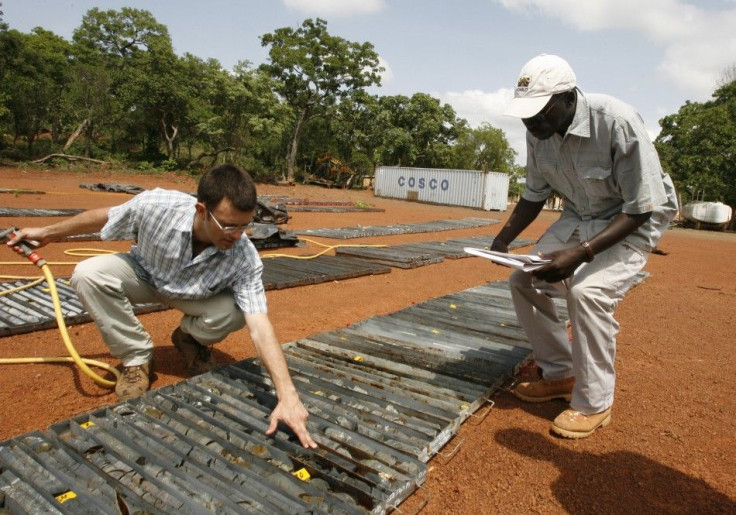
[496,428,736,513]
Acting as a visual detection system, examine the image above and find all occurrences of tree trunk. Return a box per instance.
[26,134,36,155]
[285,108,309,183]
[186,147,235,169]
[63,119,88,153]
[32,153,107,165]
[162,115,178,160]
[84,119,94,158]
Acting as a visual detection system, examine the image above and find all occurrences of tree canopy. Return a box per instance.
[655,78,736,209]
[259,18,383,182]
[0,9,531,187]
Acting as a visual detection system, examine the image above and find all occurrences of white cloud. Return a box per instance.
[282,0,386,17]
[494,0,736,98]
[437,88,666,166]
[376,55,394,85]
[436,88,529,164]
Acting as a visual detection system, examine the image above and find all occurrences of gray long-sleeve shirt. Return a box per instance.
[522,90,678,252]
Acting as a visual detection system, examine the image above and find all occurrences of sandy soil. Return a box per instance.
[0,167,734,513]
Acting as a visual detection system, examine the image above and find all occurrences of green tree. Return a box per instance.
[296,91,384,176]
[329,91,387,172]
[185,59,290,177]
[452,122,517,173]
[656,78,736,209]
[173,54,229,164]
[60,62,111,157]
[2,28,71,155]
[0,1,7,31]
[0,23,20,139]
[376,93,465,168]
[260,18,382,182]
[73,8,178,160]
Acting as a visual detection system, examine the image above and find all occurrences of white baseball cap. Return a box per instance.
[504,54,577,118]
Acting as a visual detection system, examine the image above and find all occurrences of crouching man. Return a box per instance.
[8,164,317,448]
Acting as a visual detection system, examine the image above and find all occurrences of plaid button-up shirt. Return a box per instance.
[101,188,267,315]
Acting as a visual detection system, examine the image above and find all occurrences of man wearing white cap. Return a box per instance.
[492,54,678,438]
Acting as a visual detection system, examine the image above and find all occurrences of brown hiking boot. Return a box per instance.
[551,408,612,439]
[171,327,215,375]
[512,376,575,403]
[115,361,153,400]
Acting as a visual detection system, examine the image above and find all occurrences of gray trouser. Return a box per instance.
[71,253,245,367]
[508,231,648,414]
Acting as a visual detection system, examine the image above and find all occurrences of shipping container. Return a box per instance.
[374,166,509,211]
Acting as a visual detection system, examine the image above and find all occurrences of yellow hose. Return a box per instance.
[1,238,382,386]
[0,276,45,296]
[261,237,386,259]
[0,260,120,388]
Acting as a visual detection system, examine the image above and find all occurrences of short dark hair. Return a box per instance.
[197,164,257,212]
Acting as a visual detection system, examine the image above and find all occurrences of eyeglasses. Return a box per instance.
[208,210,250,234]
[523,95,563,122]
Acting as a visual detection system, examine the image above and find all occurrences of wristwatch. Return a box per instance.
[580,240,594,262]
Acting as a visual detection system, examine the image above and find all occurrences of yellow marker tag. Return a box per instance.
[431,329,439,334]
[449,304,457,309]
[313,390,323,395]
[56,491,77,503]
[293,468,311,481]
[340,336,347,340]
[354,356,364,362]
[460,404,468,410]
[80,421,94,429]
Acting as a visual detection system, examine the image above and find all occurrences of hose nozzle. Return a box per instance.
[1,227,46,267]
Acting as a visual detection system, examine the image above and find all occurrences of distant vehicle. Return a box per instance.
[304,152,363,189]
[681,201,733,230]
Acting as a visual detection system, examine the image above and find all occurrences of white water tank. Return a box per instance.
[682,201,733,225]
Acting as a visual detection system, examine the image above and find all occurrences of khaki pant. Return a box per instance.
[508,231,648,414]
[71,253,245,367]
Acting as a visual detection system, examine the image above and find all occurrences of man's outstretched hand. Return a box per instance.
[265,393,318,449]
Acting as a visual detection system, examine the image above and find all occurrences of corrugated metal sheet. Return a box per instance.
[0,258,391,337]
[374,167,509,211]
[295,218,498,239]
[0,280,536,514]
[0,274,650,513]
[481,172,510,211]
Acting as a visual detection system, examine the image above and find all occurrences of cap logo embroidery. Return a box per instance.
[517,76,531,88]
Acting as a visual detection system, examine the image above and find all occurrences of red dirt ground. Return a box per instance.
[1,167,734,513]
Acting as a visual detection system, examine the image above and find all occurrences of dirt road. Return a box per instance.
[0,167,734,513]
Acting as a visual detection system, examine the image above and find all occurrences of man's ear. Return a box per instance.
[194,202,206,216]
[565,90,577,107]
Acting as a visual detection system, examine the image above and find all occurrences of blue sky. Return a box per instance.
[4,0,736,164]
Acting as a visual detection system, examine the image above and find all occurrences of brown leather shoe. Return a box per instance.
[171,327,215,375]
[512,376,575,402]
[115,361,153,400]
[551,408,612,439]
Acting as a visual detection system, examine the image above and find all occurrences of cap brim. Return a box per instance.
[503,95,552,118]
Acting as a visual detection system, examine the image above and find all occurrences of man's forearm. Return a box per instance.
[585,211,652,257]
[532,211,653,283]
[7,207,110,249]
[246,313,299,398]
[495,198,546,246]
[45,207,111,240]
[245,312,316,448]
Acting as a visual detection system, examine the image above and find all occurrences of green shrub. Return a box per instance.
[158,159,179,171]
